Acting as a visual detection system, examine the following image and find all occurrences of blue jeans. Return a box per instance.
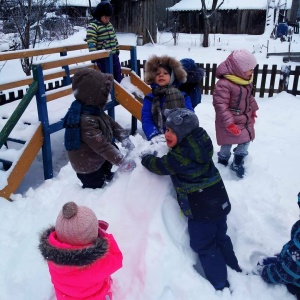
[218,142,250,161]
[188,216,239,289]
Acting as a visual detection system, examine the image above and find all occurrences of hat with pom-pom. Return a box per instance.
[55,202,98,246]
[232,49,257,72]
[164,108,199,143]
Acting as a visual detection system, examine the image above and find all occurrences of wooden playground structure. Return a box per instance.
[0,44,151,201]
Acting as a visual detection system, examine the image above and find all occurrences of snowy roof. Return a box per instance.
[167,0,292,11]
[56,0,99,7]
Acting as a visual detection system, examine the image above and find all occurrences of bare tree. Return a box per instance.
[200,0,224,47]
[3,0,57,75]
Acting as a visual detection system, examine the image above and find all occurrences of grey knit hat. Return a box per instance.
[164,108,199,143]
[55,202,98,246]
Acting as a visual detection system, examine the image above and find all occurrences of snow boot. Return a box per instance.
[230,154,245,178]
[218,157,229,167]
[104,171,114,182]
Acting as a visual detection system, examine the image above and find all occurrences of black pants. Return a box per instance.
[76,160,112,189]
[286,284,300,299]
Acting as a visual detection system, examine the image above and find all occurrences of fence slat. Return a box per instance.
[268,65,277,98]
[292,66,300,96]
[259,65,268,98]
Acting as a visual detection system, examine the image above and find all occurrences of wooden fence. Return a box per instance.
[1,58,300,105]
[122,60,300,98]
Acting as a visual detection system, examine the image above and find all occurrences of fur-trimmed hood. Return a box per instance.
[144,55,187,85]
[39,227,109,266]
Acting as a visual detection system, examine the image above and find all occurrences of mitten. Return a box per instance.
[121,137,135,151]
[150,134,166,144]
[118,158,136,172]
[140,150,158,159]
[226,123,241,136]
[255,262,265,275]
[116,50,120,56]
[261,256,278,265]
[252,111,257,124]
[98,220,109,238]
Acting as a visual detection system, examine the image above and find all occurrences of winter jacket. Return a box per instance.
[213,52,259,146]
[67,113,128,174]
[178,58,205,108]
[141,85,193,141]
[39,227,123,300]
[261,220,300,288]
[86,18,119,54]
[66,68,129,174]
[141,127,227,219]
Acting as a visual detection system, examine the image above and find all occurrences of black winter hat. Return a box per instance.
[164,108,199,143]
[92,1,113,20]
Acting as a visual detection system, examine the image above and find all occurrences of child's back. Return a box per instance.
[141,109,240,290]
[39,202,123,300]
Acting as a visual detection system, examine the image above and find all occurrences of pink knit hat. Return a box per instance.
[232,49,257,72]
[55,202,98,246]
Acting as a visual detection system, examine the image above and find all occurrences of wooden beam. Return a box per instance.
[0,64,96,91]
[0,44,88,61]
[114,82,142,120]
[39,51,110,70]
[0,124,43,201]
[46,87,73,102]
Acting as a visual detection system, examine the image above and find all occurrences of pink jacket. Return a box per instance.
[39,228,123,300]
[213,52,259,146]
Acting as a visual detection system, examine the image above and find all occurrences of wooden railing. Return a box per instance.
[0,43,137,104]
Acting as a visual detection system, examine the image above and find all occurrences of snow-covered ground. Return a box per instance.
[0,27,300,300]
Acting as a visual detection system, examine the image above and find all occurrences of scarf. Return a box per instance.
[63,100,103,151]
[151,86,185,131]
[224,74,253,85]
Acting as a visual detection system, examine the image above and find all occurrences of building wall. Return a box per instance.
[111,0,157,44]
[175,10,266,35]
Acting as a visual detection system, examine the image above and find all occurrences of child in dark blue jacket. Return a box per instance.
[141,55,193,144]
[178,58,204,108]
[141,108,241,290]
[256,193,300,299]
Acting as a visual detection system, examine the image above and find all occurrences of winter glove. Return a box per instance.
[98,220,109,238]
[226,123,241,136]
[255,262,265,276]
[118,158,136,172]
[140,150,158,159]
[121,137,135,151]
[252,111,257,124]
[150,134,166,144]
[261,256,278,265]
[116,50,120,56]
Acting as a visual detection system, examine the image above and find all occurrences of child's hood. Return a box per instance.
[39,227,109,266]
[145,55,187,85]
[72,67,113,108]
[216,51,256,80]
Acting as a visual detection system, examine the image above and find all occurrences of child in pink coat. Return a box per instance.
[213,49,259,178]
[39,202,123,300]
